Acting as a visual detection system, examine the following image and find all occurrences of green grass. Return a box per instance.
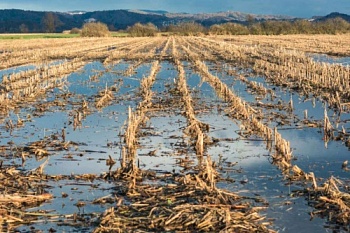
[111,32,129,37]
[0,33,80,40]
[0,32,166,40]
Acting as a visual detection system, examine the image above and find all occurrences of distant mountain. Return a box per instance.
[129,9,168,15]
[80,10,168,30]
[165,11,293,21]
[0,9,50,32]
[66,11,87,15]
[0,9,168,33]
[313,12,350,22]
[163,11,295,26]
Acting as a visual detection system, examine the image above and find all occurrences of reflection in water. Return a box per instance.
[311,54,350,66]
[3,60,350,232]
[192,62,350,232]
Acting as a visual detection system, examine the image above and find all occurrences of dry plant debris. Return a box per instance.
[0,34,350,232]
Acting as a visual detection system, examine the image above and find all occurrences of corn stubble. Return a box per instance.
[1,34,350,231]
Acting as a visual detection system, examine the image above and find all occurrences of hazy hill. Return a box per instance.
[128,9,169,15]
[0,9,170,33]
[78,10,168,30]
[313,12,350,23]
[163,11,295,26]
[0,9,82,32]
[165,11,293,21]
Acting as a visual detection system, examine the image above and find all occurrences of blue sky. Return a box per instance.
[0,0,349,18]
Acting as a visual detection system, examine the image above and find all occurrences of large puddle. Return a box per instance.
[1,58,349,232]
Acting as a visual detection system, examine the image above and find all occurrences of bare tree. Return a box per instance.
[246,14,255,27]
[42,12,55,33]
[81,22,110,37]
[19,24,29,33]
[127,23,158,37]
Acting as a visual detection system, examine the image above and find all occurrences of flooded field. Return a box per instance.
[0,35,350,232]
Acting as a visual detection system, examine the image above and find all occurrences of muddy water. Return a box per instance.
[0,60,69,81]
[197,61,350,232]
[185,64,330,232]
[8,61,150,232]
[2,58,348,232]
[311,54,350,66]
[137,62,189,174]
[0,64,36,78]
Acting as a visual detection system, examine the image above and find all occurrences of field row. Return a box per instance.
[0,35,350,232]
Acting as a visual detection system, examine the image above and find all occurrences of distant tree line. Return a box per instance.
[226,18,350,35]
[126,18,350,37]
